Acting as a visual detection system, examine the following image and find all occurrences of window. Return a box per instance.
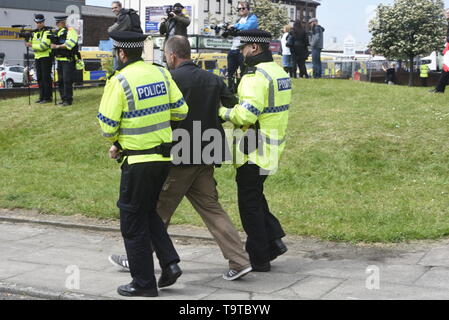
[204,0,209,12]
[84,59,102,71]
[205,60,217,70]
[216,0,221,14]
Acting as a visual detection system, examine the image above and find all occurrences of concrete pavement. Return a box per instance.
[1,209,449,300]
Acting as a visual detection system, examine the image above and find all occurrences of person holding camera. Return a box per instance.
[159,3,191,40]
[226,1,258,93]
[25,14,52,103]
[50,16,79,106]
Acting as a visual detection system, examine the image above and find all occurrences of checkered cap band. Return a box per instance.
[113,40,144,48]
[240,36,271,44]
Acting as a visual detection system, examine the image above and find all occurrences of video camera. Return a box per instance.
[12,25,34,41]
[165,5,175,17]
[210,23,237,38]
[165,5,183,18]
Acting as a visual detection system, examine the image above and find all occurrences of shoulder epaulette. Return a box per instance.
[244,66,257,75]
[152,62,165,68]
[108,70,117,80]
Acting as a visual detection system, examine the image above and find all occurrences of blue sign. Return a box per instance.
[145,22,159,32]
[277,78,292,91]
[136,82,167,100]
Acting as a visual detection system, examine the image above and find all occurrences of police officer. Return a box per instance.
[420,63,429,87]
[98,31,188,297]
[218,29,291,272]
[25,14,52,103]
[51,16,78,106]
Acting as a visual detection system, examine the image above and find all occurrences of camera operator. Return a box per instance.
[159,3,191,40]
[50,16,79,106]
[24,14,52,103]
[226,1,258,93]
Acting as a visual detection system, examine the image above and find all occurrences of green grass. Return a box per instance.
[1,79,449,243]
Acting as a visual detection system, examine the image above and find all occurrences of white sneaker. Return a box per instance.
[222,266,252,281]
[108,254,130,272]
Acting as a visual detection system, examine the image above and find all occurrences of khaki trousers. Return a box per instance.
[157,165,250,270]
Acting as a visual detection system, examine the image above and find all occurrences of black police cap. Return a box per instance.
[34,14,45,23]
[173,3,184,8]
[236,29,272,45]
[109,31,148,49]
[54,15,68,22]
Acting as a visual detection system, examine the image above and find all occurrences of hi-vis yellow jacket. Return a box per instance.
[219,61,291,172]
[98,60,189,164]
[55,27,78,61]
[31,28,51,59]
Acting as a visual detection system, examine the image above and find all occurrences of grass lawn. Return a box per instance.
[1,79,449,243]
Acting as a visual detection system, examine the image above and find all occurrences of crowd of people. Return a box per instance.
[280,18,325,80]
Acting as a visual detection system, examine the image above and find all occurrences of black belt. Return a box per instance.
[117,143,172,163]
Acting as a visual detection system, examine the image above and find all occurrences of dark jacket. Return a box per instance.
[170,61,237,165]
[159,14,191,39]
[108,8,142,33]
[310,25,325,49]
[289,29,309,58]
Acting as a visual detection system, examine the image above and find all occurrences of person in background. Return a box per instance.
[51,15,78,106]
[420,63,429,87]
[226,1,258,92]
[290,20,309,79]
[159,3,191,39]
[109,1,142,70]
[280,25,294,78]
[382,62,396,85]
[430,9,449,93]
[25,14,52,103]
[108,1,142,33]
[309,18,324,79]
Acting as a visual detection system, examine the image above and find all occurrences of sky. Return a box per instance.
[85,0,449,47]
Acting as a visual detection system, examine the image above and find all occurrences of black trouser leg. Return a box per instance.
[421,77,427,87]
[227,49,242,93]
[57,63,65,102]
[57,60,74,103]
[118,161,180,289]
[236,163,285,264]
[435,71,449,92]
[39,57,53,100]
[35,59,44,100]
[298,56,309,78]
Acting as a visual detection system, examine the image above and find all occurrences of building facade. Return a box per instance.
[295,0,320,29]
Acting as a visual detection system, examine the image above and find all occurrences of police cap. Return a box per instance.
[236,29,272,46]
[34,14,45,23]
[173,3,184,8]
[109,31,148,49]
[54,15,68,22]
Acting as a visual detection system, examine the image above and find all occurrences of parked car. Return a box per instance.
[0,65,25,88]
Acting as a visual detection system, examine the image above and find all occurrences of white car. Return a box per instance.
[0,65,25,88]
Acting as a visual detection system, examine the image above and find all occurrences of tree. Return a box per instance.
[369,0,447,86]
[252,0,289,39]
